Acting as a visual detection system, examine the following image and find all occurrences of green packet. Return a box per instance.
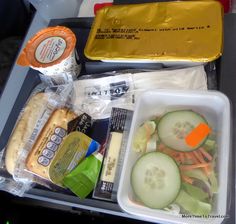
[62,147,104,199]
[49,131,100,186]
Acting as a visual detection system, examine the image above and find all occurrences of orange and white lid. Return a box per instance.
[17,26,76,68]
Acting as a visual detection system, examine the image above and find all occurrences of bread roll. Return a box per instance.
[5,92,50,175]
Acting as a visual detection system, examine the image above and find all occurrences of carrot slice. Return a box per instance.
[185,123,211,148]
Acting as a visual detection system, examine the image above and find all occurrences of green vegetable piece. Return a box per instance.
[132,121,156,153]
[146,133,158,153]
[183,168,218,196]
[182,169,208,183]
[204,139,216,152]
[208,171,218,193]
[175,190,211,215]
[182,183,209,201]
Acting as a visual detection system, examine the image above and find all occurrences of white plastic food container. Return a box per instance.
[117,90,231,224]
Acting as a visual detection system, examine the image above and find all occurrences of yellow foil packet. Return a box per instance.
[85,1,223,62]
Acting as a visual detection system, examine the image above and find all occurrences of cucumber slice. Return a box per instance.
[131,152,181,209]
[157,110,208,152]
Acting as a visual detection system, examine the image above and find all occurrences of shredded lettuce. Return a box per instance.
[175,190,211,215]
[182,168,216,197]
[133,117,218,216]
[182,183,209,201]
[208,170,218,193]
[146,133,158,152]
[182,169,208,183]
[132,121,156,153]
[204,139,216,152]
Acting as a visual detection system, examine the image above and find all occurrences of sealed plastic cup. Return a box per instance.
[17,26,81,82]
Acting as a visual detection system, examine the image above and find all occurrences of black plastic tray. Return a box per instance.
[0,14,235,224]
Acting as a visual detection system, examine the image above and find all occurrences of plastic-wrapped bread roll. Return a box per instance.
[5,92,51,175]
[17,26,81,83]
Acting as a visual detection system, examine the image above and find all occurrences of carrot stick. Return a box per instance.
[185,153,192,159]
[184,153,194,165]
[167,148,179,157]
[203,166,211,176]
[179,153,185,164]
[174,156,181,163]
[189,152,199,164]
[162,147,175,157]
[193,150,212,175]
[161,148,167,154]
[192,151,204,163]
[203,162,212,176]
[180,163,210,171]
[199,147,213,161]
[170,151,178,157]
[181,175,194,184]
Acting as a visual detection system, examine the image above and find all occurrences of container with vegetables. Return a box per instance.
[118,90,231,224]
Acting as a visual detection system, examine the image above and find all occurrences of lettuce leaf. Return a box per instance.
[175,190,211,215]
[182,183,209,201]
[132,121,156,153]
[182,169,208,183]
[208,170,218,193]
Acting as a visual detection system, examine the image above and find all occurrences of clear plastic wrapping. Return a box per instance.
[0,81,74,196]
[14,83,74,177]
[73,65,207,118]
